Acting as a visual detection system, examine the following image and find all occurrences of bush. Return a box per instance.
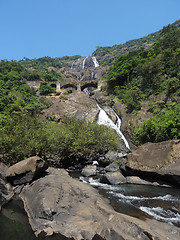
[134,104,180,145]
[39,84,55,95]
[0,114,119,165]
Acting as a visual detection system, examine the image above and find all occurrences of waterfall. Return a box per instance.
[71,60,76,70]
[97,105,130,149]
[91,71,94,80]
[92,56,99,68]
[82,57,88,69]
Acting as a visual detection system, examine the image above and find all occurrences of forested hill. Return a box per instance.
[106,23,180,145]
[93,20,180,66]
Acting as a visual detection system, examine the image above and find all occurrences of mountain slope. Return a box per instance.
[93,20,180,66]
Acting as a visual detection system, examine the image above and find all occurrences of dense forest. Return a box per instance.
[106,24,180,144]
[0,61,118,165]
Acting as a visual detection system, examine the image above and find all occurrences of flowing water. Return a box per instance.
[97,105,130,149]
[0,176,180,240]
[79,176,180,227]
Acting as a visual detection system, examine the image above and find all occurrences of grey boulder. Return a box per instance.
[100,171,126,185]
[5,156,48,185]
[81,165,97,177]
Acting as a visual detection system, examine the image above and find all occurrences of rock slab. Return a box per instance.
[5,156,48,185]
[20,167,180,240]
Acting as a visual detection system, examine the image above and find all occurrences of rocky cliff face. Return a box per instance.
[59,56,108,83]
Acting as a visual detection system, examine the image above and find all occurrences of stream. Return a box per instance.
[79,175,180,227]
[0,175,180,240]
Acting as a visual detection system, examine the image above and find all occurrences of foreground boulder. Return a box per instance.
[20,167,180,240]
[123,140,180,186]
[5,156,48,185]
[0,163,14,211]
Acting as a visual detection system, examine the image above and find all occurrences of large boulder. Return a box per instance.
[123,140,180,186]
[5,156,48,185]
[104,162,120,172]
[100,171,126,185]
[81,165,97,177]
[20,167,180,239]
[0,163,14,211]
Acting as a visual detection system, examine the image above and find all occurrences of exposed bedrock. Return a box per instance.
[122,140,180,186]
[20,167,180,240]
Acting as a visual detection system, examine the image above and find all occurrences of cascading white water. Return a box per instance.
[92,56,99,68]
[79,176,180,227]
[97,105,130,149]
[82,57,88,69]
[71,60,76,69]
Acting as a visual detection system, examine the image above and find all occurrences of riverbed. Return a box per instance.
[0,174,180,240]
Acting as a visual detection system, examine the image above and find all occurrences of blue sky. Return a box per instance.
[0,0,179,60]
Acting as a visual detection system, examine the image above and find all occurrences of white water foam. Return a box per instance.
[79,177,120,191]
[80,176,180,226]
[140,206,180,224]
[108,192,180,203]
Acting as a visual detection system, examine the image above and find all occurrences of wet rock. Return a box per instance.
[0,163,14,211]
[82,165,97,177]
[5,156,48,185]
[100,171,126,185]
[19,167,179,240]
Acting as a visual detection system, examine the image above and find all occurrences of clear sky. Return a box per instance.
[0,0,179,60]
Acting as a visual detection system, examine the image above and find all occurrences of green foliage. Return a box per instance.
[0,60,119,165]
[0,113,119,165]
[39,84,56,95]
[0,60,49,114]
[106,21,180,144]
[134,104,180,145]
[106,25,180,112]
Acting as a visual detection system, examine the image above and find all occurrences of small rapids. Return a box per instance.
[80,176,180,227]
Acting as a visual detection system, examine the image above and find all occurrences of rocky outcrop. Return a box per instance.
[5,156,48,185]
[81,165,97,177]
[20,167,180,240]
[42,92,99,123]
[122,140,180,186]
[0,163,14,211]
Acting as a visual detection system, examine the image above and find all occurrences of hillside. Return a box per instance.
[106,23,180,145]
[93,20,180,66]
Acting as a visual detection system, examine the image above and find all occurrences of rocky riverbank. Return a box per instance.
[0,151,180,239]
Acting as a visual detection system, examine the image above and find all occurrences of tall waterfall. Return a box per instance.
[92,56,99,68]
[97,105,130,149]
[82,57,88,69]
